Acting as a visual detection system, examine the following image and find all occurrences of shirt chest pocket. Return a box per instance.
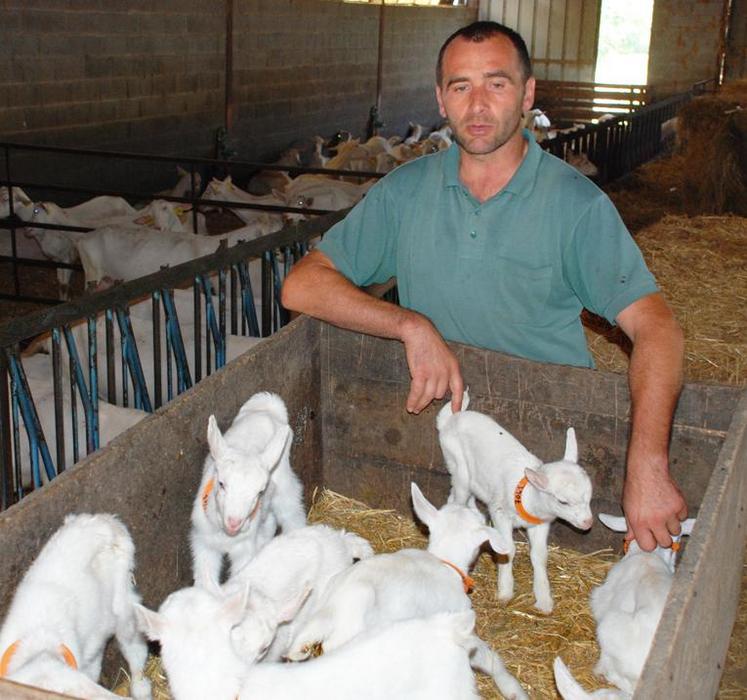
[459,254,554,326]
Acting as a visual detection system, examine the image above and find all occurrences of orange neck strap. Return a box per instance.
[513,477,545,526]
[0,640,77,677]
[440,559,475,594]
[623,539,680,554]
[201,478,215,512]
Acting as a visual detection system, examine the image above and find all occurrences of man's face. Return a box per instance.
[436,35,535,157]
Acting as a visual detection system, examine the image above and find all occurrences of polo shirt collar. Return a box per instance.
[442,128,542,201]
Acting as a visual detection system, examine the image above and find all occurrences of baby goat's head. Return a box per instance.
[229,585,311,663]
[206,414,291,536]
[411,481,509,566]
[599,513,697,573]
[525,428,593,530]
[136,584,247,700]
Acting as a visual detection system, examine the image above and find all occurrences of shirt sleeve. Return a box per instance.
[563,193,659,325]
[316,179,399,287]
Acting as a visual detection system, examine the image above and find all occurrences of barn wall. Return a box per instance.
[0,0,474,166]
[724,0,747,80]
[647,0,726,97]
[480,0,601,81]
[232,1,473,161]
[0,0,225,155]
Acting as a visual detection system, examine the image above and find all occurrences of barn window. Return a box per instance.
[595,0,654,85]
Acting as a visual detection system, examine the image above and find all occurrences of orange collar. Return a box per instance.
[623,539,680,554]
[513,477,544,525]
[440,559,475,594]
[0,640,77,677]
[201,478,215,512]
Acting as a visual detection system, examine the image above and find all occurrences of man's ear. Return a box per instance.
[435,84,447,120]
[522,76,536,116]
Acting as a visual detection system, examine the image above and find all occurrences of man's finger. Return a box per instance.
[450,374,464,413]
[666,516,682,538]
[407,377,426,414]
[635,527,657,552]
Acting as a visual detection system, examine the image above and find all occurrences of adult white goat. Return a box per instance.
[553,513,696,699]
[437,390,593,613]
[190,391,306,586]
[136,582,479,700]
[286,482,528,700]
[0,513,151,700]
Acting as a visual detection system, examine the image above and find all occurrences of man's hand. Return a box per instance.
[622,459,688,551]
[400,314,464,414]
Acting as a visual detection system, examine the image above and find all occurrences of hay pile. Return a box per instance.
[676,94,747,217]
[584,214,747,385]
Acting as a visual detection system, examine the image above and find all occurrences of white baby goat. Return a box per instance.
[136,583,480,700]
[553,513,696,699]
[190,391,306,586]
[224,523,374,662]
[286,482,528,700]
[0,513,151,700]
[437,390,593,613]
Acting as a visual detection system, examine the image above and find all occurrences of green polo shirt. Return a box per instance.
[317,130,658,367]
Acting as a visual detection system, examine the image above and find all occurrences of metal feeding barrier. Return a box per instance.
[0,211,346,510]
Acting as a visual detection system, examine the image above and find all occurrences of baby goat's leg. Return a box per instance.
[469,635,528,700]
[489,509,516,602]
[191,534,224,587]
[439,435,472,505]
[527,523,553,613]
[115,609,152,700]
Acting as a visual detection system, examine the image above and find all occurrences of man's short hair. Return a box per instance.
[436,21,533,85]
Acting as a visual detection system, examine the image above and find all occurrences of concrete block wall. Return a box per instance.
[379,5,474,136]
[647,0,725,97]
[0,0,475,171]
[232,0,473,162]
[0,1,225,157]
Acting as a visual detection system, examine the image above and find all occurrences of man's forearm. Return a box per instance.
[617,293,687,549]
[281,250,464,414]
[281,250,421,342]
[626,315,684,474]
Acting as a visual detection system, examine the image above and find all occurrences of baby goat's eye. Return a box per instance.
[556,497,569,506]
[218,480,225,490]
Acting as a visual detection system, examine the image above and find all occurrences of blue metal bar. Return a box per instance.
[87,316,100,452]
[236,261,260,337]
[7,352,56,485]
[115,309,153,413]
[162,291,192,396]
[63,325,97,454]
[200,274,225,371]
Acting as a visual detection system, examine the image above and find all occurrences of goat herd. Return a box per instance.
[0,389,695,699]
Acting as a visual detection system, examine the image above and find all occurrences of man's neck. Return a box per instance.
[458,130,528,203]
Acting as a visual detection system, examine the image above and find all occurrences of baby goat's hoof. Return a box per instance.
[533,598,554,614]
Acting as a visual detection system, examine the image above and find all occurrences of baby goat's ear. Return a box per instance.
[525,467,549,492]
[411,482,439,528]
[207,415,228,462]
[563,427,578,462]
[483,526,510,556]
[134,604,164,642]
[598,513,628,532]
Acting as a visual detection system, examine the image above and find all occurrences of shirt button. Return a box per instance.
[469,230,477,239]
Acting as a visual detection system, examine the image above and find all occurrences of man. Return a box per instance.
[281,21,686,552]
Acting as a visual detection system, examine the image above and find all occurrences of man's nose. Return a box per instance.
[468,86,488,112]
